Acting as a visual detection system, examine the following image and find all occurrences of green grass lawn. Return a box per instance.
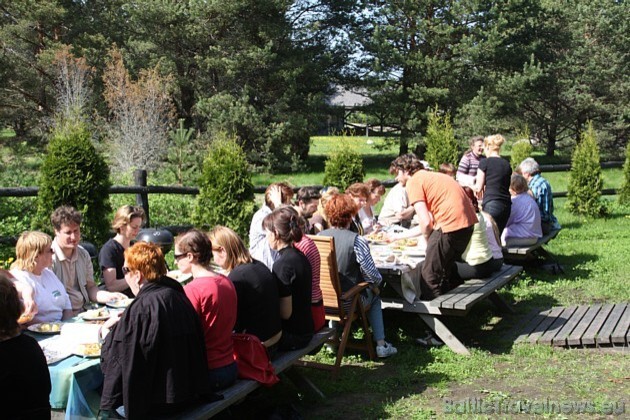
[229,197,630,419]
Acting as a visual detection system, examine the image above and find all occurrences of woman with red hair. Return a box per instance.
[318,194,397,358]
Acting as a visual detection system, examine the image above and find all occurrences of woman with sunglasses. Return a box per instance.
[174,229,238,391]
[10,231,72,323]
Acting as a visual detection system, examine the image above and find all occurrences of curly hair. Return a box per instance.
[208,226,252,271]
[175,229,213,266]
[345,182,370,199]
[124,242,167,282]
[51,206,83,230]
[325,194,358,228]
[389,153,424,175]
[264,182,294,210]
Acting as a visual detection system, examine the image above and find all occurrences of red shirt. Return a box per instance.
[184,274,237,369]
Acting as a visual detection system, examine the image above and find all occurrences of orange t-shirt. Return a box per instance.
[406,170,478,233]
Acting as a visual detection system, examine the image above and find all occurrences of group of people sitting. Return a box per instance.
[1,134,560,417]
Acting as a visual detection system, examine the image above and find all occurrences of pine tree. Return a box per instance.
[566,122,607,217]
[618,141,630,205]
[424,107,460,171]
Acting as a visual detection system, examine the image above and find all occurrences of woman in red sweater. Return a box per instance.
[175,229,238,391]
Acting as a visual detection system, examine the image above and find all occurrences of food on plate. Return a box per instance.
[75,342,101,357]
[80,308,110,320]
[365,232,389,243]
[29,322,62,333]
[397,238,418,247]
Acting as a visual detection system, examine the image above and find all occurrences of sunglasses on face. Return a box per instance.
[173,253,187,261]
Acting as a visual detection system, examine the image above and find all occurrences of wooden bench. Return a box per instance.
[170,327,335,419]
[381,264,523,355]
[503,229,562,270]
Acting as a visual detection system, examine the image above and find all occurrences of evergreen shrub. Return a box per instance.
[510,140,533,171]
[322,146,364,190]
[35,122,112,245]
[193,134,256,239]
[619,142,630,205]
[566,122,607,217]
[425,106,459,171]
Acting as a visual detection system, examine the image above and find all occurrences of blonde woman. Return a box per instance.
[209,226,282,353]
[473,134,512,233]
[310,186,339,234]
[10,231,72,323]
[99,205,145,295]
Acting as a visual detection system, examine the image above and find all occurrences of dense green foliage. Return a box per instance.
[619,142,630,205]
[424,108,459,170]
[510,140,534,171]
[193,135,255,239]
[34,123,111,244]
[566,122,607,217]
[322,146,365,190]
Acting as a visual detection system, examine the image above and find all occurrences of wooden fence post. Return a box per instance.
[134,169,150,226]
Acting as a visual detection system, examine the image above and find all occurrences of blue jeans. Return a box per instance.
[482,200,511,234]
[362,288,385,342]
[207,361,238,392]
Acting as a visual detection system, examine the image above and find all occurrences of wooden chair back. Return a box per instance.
[307,235,344,319]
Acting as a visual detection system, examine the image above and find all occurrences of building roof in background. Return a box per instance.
[327,86,372,108]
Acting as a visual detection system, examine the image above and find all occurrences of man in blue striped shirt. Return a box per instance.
[518,158,561,234]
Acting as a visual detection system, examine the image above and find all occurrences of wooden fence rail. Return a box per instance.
[0,162,624,225]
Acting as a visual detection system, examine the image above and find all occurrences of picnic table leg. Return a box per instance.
[281,367,326,400]
[488,291,515,314]
[418,314,471,356]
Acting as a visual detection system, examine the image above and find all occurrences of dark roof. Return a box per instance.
[327,86,372,108]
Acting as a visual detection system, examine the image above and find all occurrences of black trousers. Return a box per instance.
[420,226,474,300]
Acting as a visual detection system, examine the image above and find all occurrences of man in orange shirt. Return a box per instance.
[394,155,477,299]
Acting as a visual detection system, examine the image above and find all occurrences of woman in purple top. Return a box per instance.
[501,174,543,247]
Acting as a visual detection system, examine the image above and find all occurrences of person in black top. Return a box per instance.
[99,242,209,418]
[473,134,513,233]
[0,271,51,419]
[263,206,314,351]
[209,226,283,352]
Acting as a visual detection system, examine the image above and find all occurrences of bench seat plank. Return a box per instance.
[503,229,560,257]
[450,265,522,311]
[171,328,334,419]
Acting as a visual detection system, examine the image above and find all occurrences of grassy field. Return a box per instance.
[227,197,630,419]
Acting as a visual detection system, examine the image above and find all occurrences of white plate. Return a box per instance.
[27,322,63,335]
[106,298,133,309]
[78,309,111,321]
[73,343,101,358]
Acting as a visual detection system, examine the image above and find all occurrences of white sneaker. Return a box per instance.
[376,342,398,358]
[415,333,444,347]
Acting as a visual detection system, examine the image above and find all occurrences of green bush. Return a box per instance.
[424,106,459,171]
[193,134,256,239]
[322,145,365,190]
[566,122,607,217]
[34,122,112,245]
[618,142,630,205]
[510,140,533,171]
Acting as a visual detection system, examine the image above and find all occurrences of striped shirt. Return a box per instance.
[294,235,323,302]
[354,235,382,285]
[457,151,484,178]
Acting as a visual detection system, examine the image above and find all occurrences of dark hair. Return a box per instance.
[262,206,303,245]
[365,178,385,196]
[461,187,479,212]
[175,229,213,266]
[296,186,321,203]
[51,206,83,230]
[389,153,424,175]
[439,162,456,176]
[469,135,484,149]
[345,182,370,199]
[325,194,358,228]
[0,272,21,336]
